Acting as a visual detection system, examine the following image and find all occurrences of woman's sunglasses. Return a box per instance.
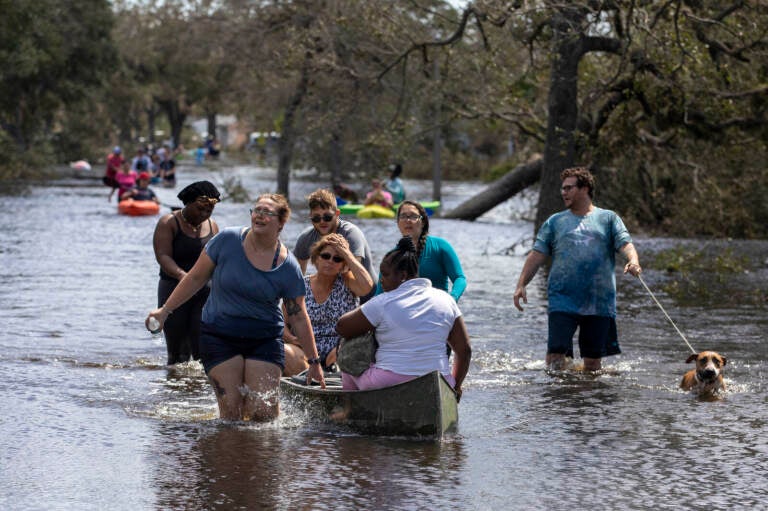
[311,213,335,223]
[319,252,344,263]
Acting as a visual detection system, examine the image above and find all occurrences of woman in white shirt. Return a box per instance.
[336,237,472,400]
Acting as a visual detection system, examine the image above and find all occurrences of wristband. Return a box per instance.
[307,357,321,365]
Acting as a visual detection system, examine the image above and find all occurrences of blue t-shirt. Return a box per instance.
[376,235,467,302]
[202,227,305,338]
[533,207,632,317]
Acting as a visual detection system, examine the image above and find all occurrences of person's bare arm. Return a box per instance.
[336,308,375,339]
[284,296,325,388]
[153,214,187,280]
[146,251,215,330]
[620,242,642,277]
[446,317,472,402]
[513,250,548,311]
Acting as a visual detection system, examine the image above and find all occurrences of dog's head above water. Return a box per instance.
[681,351,727,396]
[685,351,727,383]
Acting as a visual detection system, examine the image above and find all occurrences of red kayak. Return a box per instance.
[118,199,160,216]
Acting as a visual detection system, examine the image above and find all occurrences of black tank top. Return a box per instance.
[159,215,215,281]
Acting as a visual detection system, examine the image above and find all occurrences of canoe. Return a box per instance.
[338,200,441,216]
[118,199,160,216]
[356,204,396,219]
[280,370,458,438]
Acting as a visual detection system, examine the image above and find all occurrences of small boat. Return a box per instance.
[280,370,458,438]
[337,200,441,217]
[118,199,160,216]
[356,204,396,219]
[69,160,92,172]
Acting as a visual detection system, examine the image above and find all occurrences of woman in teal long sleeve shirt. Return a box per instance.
[376,200,467,301]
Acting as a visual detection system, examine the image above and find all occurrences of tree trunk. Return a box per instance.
[329,130,343,186]
[146,107,156,145]
[432,57,442,202]
[535,10,583,231]
[443,158,543,220]
[277,57,311,199]
[157,99,187,151]
[206,112,216,140]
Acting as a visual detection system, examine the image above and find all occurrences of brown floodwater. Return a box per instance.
[1,163,766,510]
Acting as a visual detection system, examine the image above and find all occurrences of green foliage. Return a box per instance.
[646,246,751,303]
[0,0,117,178]
[2,0,767,243]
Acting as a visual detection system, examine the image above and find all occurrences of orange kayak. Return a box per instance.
[118,199,160,216]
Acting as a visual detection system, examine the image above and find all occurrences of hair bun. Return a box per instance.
[396,236,416,253]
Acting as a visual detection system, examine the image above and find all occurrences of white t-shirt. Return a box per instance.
[360,278,461,376]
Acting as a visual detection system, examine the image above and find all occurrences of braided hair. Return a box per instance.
[396,200,429,259]
[383,236,420,279]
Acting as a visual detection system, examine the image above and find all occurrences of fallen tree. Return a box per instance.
[442,157,542,221]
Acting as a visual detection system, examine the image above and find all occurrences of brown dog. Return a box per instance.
[680,351,727,396]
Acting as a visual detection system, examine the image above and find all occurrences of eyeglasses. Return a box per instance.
[560,185,578,192]
[250,208,279,217]
[398,214,422,222]
[319,252,344,263]
[311,213,335,223]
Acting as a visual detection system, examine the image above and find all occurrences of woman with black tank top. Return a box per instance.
[152,181,220,365]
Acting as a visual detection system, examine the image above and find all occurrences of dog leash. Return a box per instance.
[637,274,697,354]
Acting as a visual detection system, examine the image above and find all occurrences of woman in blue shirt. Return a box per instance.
[146,194,325,421]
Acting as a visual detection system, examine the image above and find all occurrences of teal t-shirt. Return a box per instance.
[533,207,632,317]
[202,227,305,338]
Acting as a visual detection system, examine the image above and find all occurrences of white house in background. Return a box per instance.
[188,115,249,149]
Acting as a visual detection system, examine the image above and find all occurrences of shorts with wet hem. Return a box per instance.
[547,311,620,359]
[199,324,285,374]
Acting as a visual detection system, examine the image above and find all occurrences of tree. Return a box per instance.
[0,0,116,175]
[381,1,768,236]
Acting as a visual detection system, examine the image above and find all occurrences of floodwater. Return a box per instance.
[1,163,766,510]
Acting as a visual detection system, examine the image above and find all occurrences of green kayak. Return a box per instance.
[337,200,441,216]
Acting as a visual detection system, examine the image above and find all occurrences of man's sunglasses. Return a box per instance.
[311,213,335,223]
[319,252,344,263]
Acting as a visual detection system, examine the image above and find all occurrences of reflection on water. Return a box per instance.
[1,165,767,509]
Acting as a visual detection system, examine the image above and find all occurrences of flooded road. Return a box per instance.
[1,163,766,510]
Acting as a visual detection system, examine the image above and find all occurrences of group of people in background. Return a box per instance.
[144,165,640,422]
[102,144,179,202]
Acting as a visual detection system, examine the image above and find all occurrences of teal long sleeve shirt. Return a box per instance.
[376,235,467,302]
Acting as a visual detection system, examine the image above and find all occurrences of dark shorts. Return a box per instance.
[547,311,620,359]
[199,324,285,374]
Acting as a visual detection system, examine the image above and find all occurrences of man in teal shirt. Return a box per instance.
[513,167,642,371]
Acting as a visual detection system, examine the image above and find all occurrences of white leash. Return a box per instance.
[637,273,697,355]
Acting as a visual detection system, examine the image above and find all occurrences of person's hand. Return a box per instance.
[306,363,326,389]
[513,286,527,311]
[455,386,463,403]
[326,236,352,260]
[624,262,642,277]
[145,307,171,333]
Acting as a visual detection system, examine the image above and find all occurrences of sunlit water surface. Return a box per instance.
[1,163,766,510]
